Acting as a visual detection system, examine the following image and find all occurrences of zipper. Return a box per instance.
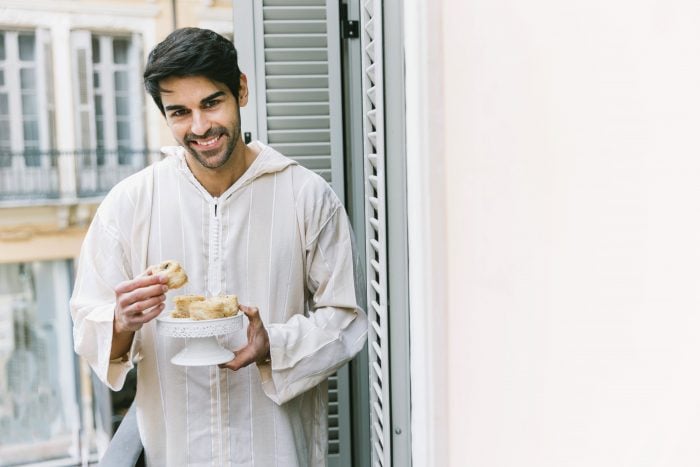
[208,197,222,295]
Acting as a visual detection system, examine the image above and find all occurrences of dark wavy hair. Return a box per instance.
[143,28,242,115]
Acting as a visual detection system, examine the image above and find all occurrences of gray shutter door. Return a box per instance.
[252,0,345,199]
[234,1,351,465]
[360,1,391,466]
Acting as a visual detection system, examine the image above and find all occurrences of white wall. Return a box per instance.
[407,1,700,466]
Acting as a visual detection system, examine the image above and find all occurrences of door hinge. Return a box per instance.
[341,3,359,39]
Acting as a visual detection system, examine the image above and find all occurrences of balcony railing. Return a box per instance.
[75,149,155,198]
[0,151,60,200]
[0,149,161,202]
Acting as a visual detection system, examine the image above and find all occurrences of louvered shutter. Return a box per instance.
[249,0,345,197]
[234,1,351,464]
[360,1,391,466]
[70,30,97,193]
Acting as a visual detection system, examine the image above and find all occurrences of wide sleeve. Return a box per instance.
[70,212,140,391]
[258,204,368,405]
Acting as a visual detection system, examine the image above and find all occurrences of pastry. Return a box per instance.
[171,294,205,318]
[209,295,239,317]
[190,300,227,321]
[150,260,188,289]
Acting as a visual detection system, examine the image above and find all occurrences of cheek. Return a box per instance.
[168,121,190,140]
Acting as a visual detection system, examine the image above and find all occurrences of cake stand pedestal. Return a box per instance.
[157,314,244,366]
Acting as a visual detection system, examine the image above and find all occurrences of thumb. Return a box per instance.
[219,347,255,371]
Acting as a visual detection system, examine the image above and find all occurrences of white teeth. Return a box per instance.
[196,136,219,147]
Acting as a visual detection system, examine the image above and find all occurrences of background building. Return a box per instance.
[0,1,234,464]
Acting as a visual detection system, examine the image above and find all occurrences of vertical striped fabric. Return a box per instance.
[70,142,367,466]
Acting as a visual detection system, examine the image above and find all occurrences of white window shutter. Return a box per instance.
[361,1,391,466]
[35,28,53,154]
[70,30,96,152]
[128,32,146,166]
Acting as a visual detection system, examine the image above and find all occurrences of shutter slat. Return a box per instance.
[263,20,326,34]
[265,48,328,61]
[264,0,324,6]
[267,102,330,116]
[266,62,328,75]
[264,34,327,48]
[267,116,330,130]
[266,75,329,89]
[266,88,329,102]
[263,6,326,21]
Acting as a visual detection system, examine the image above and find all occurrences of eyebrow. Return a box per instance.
[164,91,227,112]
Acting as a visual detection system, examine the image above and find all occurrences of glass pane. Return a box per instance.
[0,94,8,115]
[20,68,35,91]
[118,149,132,165]
[0,262,80,465]
[96,118,104,146]
[94,95,102,117]
[114,70,129,91]
[91,37,100,64]
[0,34,5,61]
[112,38,129,64]
[21,94,36,115]
[117,121,130,141]
[0,120,9,142]
[115,96,129,116]
[93,71,100,89]
[0,69,4,86]
[23,119,39,142]
[18,34,35,61]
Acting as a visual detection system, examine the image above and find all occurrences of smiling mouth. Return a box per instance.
[190,134,223,148]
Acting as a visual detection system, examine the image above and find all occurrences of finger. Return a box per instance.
[125,294,166,315]
[115,274,167,295]
[238,305,260,322]
[220,347,256,371]
[139,302,166,323]
[123,301,165,326]
[117,284,168,312]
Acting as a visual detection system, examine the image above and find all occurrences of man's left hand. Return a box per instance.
[219,305,271,371]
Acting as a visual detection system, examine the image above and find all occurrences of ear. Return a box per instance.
[238,73,249,107]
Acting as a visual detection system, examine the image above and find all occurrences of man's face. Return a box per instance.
[159,75,247,170]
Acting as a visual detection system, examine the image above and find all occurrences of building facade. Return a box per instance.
[0,1,233,464]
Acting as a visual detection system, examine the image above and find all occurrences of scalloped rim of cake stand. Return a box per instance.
[156,313,244,366]
[157,312,244,338]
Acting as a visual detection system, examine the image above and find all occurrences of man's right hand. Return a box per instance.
[111,271,168,359]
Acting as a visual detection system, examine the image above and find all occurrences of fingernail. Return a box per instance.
[162,285,169,292]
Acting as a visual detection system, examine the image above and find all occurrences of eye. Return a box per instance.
[202,99,220,109]
[169,109,188,118]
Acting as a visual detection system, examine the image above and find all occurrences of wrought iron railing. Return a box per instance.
[0,150,61,200]
[0,149,162,201]
[74,149,156,198]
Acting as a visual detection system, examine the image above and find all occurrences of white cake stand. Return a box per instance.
[157,313,244,366]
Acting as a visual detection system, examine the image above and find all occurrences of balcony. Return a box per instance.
[0,149,161,203]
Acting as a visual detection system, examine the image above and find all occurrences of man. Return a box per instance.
[71,27,367,466]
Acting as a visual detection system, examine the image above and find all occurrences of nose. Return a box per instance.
[190,111,212,136]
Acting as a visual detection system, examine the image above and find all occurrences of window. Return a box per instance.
[0,30,52,168]
[0,261,86,465]
[91,35,139,165]
[72,31,146,195]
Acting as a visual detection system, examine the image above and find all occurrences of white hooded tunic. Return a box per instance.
[70,142,367,466]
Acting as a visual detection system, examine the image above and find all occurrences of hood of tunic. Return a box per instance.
[160,142,297,200]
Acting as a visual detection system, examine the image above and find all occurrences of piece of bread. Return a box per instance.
[209,295,239,317]
[190,300,227,321]
[149,260,188,289]
[171,294,205,319]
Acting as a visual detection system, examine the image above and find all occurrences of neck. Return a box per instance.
[185,139,258,197]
